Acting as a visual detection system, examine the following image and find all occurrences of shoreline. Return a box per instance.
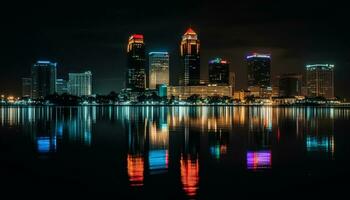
[1,104,350,108]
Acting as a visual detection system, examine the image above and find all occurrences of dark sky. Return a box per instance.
[2,0,350,98]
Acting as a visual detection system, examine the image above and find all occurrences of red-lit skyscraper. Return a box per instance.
[180,28,200,86]
[127,34,146,90]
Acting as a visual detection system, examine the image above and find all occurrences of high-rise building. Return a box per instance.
[68,71,92,96]
[31,60,57,99]
[246,53,271,97]
[149,52,169,89]
[22,77,32,98]
[180,28,200,86]
[127,34,146,90]
[306,64,334,99]
[208,58,229,85]
[229,72,236,96]
[56,79,68,95]
[278,74,302,97]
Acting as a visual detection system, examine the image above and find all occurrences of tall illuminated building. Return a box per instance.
[246,53,271,92]
[306,64,334,99]
[22,77,32,97]
[208,58,230,85]
[68,71,92,96]
[56,79,68,95]
[127,34,146,90]
[31,60,57,99]
[180,28,200,86]
[148,52,169,89]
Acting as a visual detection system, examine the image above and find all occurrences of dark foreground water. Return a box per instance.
[0,106,349,199]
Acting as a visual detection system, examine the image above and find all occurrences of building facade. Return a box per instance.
[208,58,230,85]
[278,74,302,97]
[246,53,271,96]
[149,52,169,89]
[180,28,200,86]
[127,34,146,90]
[306,64,334,99]
[31,61,57,99]
[68,71,92,96]
[22,77,32,98]
[56,79,69,95]
[168,85,232,100]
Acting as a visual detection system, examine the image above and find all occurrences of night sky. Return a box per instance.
[2,0,350,98]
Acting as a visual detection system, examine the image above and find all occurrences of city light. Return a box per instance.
[246,53,271,59]
[246,150,272,170]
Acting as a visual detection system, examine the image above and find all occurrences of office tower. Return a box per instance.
[306,64,334,99]
[180,28,200,86]
[31,60,57,99]
[246,53,271,88]
[157,84,167,98]
[149,52,169,89]
[56,79,68,95]
[22,77,32,97]
[208,58,229,85]
[127,34,146,90]
[68,71,92,96]
[278,74,302,97]
[246,53,271,97]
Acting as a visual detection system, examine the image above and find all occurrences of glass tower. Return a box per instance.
[208,58,230,85]
[180,28,200,86]
[127,34,146,91]
[68,71,92,97]
[306,64,334,99]
[31,60,57,99]
[149,52,169,89]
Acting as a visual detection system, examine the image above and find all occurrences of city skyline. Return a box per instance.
[2,0,349,98]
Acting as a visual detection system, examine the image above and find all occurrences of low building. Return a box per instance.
[233,90,251,101]
[168,85,232,100]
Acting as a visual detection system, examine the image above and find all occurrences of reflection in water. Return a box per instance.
[209,132,228,160]
[306,136,335,154]
[127,154,144,187]
[246,150,272,170]
[180,155,199,198]
[37,136,57,154]
[1,106,349,196]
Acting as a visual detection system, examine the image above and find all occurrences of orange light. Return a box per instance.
[180,155,199,198]
[127,154,144,187]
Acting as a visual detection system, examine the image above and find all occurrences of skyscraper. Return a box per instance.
[306,64,334,99]
[31,60,57,99]
[56,79,68,95]
[247,53,271,89]
[278,74,302,97]
[68,71,92,96]
[180,28,200,86]
[208,58,229,85]
[127,34,146,90]
[149,52,169,89]
[22,77,32,98]
[246,53,271,97]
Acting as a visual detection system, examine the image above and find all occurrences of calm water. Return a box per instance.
[0,106,349,199]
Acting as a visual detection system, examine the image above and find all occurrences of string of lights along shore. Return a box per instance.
[14,27,337,105]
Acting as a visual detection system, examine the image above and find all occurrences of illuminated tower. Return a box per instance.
[180,28,200,86]
[31,60,57,99]
[208,58,230,85]
[68,71,92,96]
[246,53,271,97]
[306,64,334,99]
[127,34,146,90]
[149,52,169,89]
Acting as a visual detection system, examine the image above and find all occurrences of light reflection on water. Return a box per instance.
[0,106,349,199]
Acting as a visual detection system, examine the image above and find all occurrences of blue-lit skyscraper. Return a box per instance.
[31,60,57,99]
[149,52,169,89]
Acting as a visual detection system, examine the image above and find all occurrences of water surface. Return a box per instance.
[0,106,349,199]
